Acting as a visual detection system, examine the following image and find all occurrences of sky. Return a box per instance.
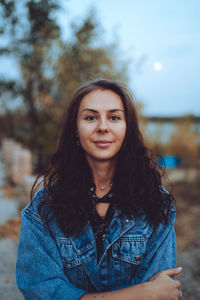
[59,0,200,117]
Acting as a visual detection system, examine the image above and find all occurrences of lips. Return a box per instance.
[94,140,112,143]
[93,140,112,148]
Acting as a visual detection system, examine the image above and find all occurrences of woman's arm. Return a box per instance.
[81,268,182,300]
[133,209,177,284]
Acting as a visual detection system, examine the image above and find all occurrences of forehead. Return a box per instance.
[78,89,124,111]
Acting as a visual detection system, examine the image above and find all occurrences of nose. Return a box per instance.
[97,117,109,133]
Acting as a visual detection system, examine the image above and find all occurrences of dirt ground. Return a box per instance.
[168,180,200,299]
[172,181,200,251]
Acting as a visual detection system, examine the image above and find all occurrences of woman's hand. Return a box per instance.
[81,268,182,300]
[147,267,182,300]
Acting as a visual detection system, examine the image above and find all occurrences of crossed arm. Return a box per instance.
[81,268,182,300]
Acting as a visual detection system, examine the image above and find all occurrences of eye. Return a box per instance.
[85,115,96,121]
[109,115,120,121]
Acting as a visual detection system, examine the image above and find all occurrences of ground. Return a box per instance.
[172,181,200,299]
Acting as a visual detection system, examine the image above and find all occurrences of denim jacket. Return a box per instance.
[16,188,176,300]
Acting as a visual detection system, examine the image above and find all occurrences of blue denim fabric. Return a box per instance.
[16,188,176,300]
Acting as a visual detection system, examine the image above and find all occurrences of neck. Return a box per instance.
[87,158,116,189]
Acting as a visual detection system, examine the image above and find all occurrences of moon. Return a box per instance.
[153,62,163,71]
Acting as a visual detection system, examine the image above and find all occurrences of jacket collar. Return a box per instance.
[98,209,135,265]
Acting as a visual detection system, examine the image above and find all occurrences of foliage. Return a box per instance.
[0,1,130,171]
[146,115,200,167]
[57,13,129,105]
[166,115,199,167]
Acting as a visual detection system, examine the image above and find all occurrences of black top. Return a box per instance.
[88,184,116,262]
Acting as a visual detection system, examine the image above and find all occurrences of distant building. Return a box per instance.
[145,116,200,144]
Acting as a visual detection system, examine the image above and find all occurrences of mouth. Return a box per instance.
[93,140,112,148]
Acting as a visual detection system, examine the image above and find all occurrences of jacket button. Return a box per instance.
[125,219,129,223]
[135,256,141,261]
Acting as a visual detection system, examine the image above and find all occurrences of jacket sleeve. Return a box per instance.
[16,209,87,300]
[132,208,177,284]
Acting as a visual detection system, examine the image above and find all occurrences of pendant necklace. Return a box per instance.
[100,185,105,190]
[99,180,113,191]
[89,181,114,204]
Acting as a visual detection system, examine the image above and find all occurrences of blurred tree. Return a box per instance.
[0,0,61,170]
[166,115,199,167]
[56,12,129,107]
[0,2,130,171]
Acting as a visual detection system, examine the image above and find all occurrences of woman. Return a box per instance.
[16,79,182,299]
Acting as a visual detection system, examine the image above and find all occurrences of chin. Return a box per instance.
[91,154,118,162]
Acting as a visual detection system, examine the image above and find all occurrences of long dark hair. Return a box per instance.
[31,79,174,236]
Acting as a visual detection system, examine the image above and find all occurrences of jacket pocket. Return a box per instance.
[112,235,147,265]
[56,237,82,268]
[56,237,96,292]
[55,237,88,290]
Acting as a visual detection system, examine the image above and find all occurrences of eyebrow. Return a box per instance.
[80,108,124,114]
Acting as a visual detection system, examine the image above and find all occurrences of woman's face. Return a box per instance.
[77,89,126,164]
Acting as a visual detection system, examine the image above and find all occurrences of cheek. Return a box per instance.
[78,129,89,151]
[78,123,95,141]
[116,124,126,142]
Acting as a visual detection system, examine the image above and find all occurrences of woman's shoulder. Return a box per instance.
[160,186,176,221]
[20,187,65,238]
[132,201,176,240]
[22,187,49,226]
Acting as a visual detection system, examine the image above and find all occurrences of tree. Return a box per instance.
[166,115,199,167]
[0,2,130,171]
[56,11,129,107]
[0,0,61,170]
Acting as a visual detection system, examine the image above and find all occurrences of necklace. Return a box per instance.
[100,185,105,190]
[89,181,114,204]
[99,181,113,191]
